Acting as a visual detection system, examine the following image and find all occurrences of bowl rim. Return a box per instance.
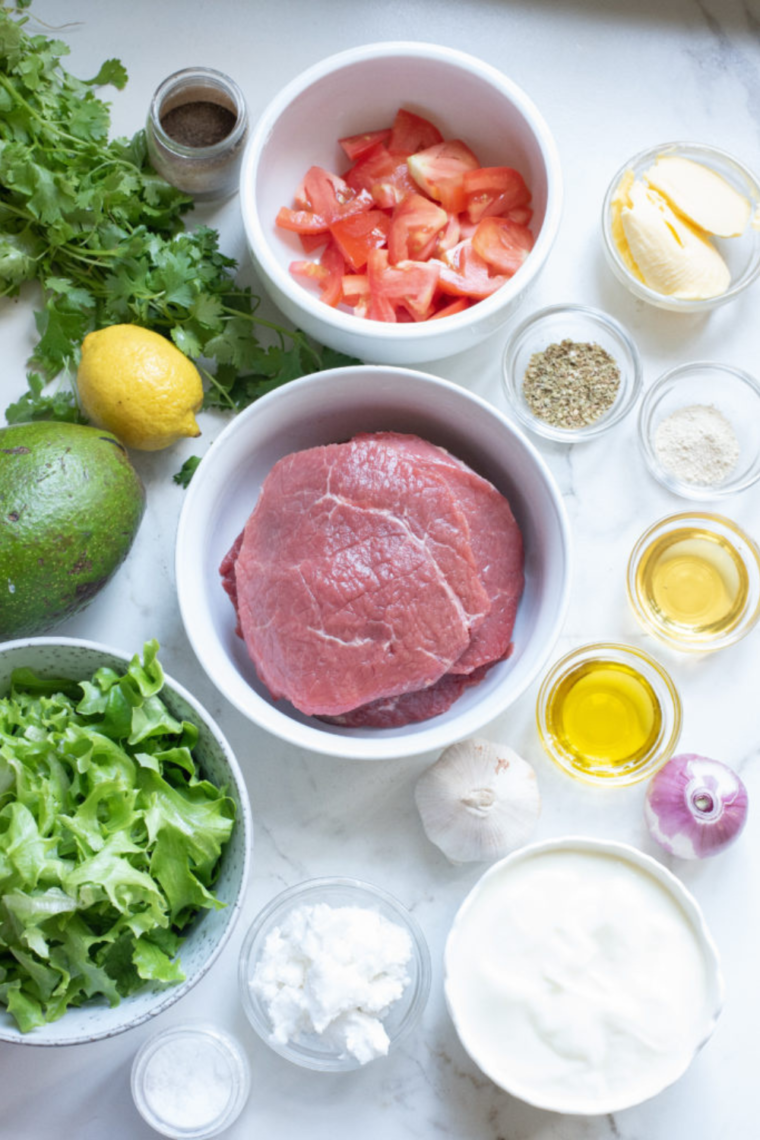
[637,360,760,498]
[0,635,253,1048]
[535,640,683,786]
[501,302,643,442]
[443,834,725,1115]
[600,139,760,313]
[240,39,563,344]
[238,875,432,1071]
[175,364,573,760]
[626,510,760,651]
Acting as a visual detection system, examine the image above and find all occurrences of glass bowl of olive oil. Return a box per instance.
[536,643,682,786]
[628,513,760,652]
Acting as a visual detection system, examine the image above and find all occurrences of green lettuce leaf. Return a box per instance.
[0,642,235,1032]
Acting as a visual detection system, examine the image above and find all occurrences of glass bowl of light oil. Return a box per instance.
[536,643,682,786]
[628,513,760,652]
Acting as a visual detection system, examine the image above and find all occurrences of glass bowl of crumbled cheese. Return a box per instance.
[501,303,643,443]
[638,362,760,499]
[238,877,431,1071]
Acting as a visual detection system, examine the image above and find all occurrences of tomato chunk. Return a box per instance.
[388,108,443,155]
[368,249,440,321]
[290,240,345,306]
[277,206,329,234]
[339,128,392,162]
[345,144,419,209]
[407,140,481,213]
[429,297,470,319]
[302,165,373,225]
[388,194,448,264]
[463,166,531,223]
[472,217,535,275]
[435,240,507,299]
[329,210,391,271]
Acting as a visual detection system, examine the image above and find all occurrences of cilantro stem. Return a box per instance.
[197,363,235,410]
[218,305,322,367]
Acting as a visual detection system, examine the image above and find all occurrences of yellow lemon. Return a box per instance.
[76,324,203,451]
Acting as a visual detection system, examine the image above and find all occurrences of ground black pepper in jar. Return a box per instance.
[146,68,248,202]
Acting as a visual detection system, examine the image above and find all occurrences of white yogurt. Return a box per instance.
[445,843,721,1113]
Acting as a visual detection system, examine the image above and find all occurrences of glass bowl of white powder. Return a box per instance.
[238,877,431,1071]
[638,362,760,498]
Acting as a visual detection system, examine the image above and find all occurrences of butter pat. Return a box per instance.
[621,180,731,299]
[645,156,750,238]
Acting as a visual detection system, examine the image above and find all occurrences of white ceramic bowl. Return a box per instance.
[444,837,724,1115]
[175,365,571,760]
[238,877,431,1071]
[240,41,562,364]
[0,638,253,1047]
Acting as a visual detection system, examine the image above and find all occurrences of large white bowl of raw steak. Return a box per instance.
[175,366,570,760]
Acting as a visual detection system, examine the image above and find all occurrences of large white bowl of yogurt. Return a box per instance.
[444,837,724,1114]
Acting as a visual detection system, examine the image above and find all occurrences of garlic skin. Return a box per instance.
[415,738,541,864]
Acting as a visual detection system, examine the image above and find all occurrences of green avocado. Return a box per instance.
[0,421,146,638]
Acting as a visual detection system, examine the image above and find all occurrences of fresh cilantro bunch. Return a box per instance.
[0,5,356,427]
[0,641,236,1033]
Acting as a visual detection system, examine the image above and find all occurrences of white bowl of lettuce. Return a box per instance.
[0,637,252,1046]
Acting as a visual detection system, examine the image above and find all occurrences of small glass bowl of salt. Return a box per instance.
[238,877,431,1072]
[638,362,760,499]
[131,1023,250,1138]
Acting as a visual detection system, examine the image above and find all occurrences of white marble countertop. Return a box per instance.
[2,1,759,1137]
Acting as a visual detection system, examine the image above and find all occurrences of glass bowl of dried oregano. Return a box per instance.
[501,303,643,443]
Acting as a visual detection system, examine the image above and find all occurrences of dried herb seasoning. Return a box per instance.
[522,339,621,429]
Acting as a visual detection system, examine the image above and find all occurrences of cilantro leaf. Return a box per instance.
[83,57,128,90]
[172,455,202,488]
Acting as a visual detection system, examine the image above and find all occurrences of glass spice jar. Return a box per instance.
[146,67,249,202]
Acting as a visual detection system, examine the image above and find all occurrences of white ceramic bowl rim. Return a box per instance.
[241,40,563,344]
[444,835,725,1115]
[175,365,572,760]
[0,636,253,1047]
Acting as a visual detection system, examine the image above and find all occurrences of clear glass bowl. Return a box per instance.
[238,877,431,1072]
[627,512,760,653]
[536,642,682,786]
[601,141,760,313]
[501,304,643,442]
[131,1023,251,1139]
[638,362,760,498]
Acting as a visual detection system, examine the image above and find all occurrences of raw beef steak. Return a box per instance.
[225,436,490,717]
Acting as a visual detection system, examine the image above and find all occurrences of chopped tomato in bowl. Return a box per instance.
[276,106,536,324]
[240,41,562,363]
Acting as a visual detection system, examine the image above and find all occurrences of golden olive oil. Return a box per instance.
[635,526,748,642]
[545,659,663,778]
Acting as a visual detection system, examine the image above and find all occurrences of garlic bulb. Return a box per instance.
[414,737,540,864]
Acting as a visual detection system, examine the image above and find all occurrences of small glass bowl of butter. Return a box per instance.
[237,877,431,1072]
[601,141,760,312]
